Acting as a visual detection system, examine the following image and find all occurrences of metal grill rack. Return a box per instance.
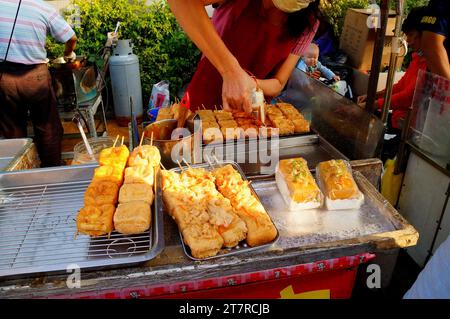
[0,165,164,278]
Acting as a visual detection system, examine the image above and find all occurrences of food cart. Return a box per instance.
[0,71,418,299]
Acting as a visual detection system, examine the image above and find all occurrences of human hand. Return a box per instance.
[333,75,341,82]
[63,51,76,63]
[357,95,367,104]
[358,101,366,109]
[308,70,321,79]
[222,67,255,114]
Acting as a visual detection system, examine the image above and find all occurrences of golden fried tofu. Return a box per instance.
[76,204,115,237]
[99,145,130,168]
[92,165,124,186]
[84,181,119,206]
[124,165,154,187]
[119,183,154,204]
[271,118,295,135]
[155,107,173,121]
[113,201,151,234]
[203,127,223,143]
[181,222,224,259]
[221,127,242,140]
[218,120,238,128]
[128,145,161,167]
[291,118,310,133]
[202,120,220,129]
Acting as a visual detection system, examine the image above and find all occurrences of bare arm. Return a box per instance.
[64,34,77,57]
[167,0,255,112]
[256,54,301,97]
[421,31,450,80]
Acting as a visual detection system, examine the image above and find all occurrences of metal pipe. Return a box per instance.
[381,0,407,125]
[366,0,390,113]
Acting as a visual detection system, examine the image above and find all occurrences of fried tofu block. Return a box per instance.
[291,118,310,133]
[113,201,151,234]
[201,121,220,129]
[119,183,154,204]
[156,107,174,121]
[84,181,119,206]
[76,204,115,237]
[124,165,154,187]
[181,222,224,259]
[99,145,130,168]
[92,165,124,186]
[271,118,295,135]
[128,145,161,167]
[207,197,247,248]
[221,127,242,140]
[215,112,234,121]
[218,119,238,128]
[234,197,278,247]
[203,127,223,143]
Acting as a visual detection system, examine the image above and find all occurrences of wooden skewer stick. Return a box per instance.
[213,154,221,165]
[214,105,218,111]
[121,136,124,146]
[139,132,145,147]
[204,154,214,169]
[160,162,167,170]
[112,135,119,147]
[201,104,206,110]
[150,132,154,146]
[182,158,192,169]
[176,160,184,171]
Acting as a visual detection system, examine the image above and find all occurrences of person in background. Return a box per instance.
[0,0,77,167]
[167,0,320,112]
[404,235,450,299]
[297,43,340,82]
[357,7,428,134]
[419,0,450,80]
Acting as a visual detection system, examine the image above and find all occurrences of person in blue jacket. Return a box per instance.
[296,43,340,82]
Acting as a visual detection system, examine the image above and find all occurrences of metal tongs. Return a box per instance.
[72,113,96,161]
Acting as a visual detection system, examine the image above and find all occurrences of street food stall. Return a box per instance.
[0,70,418,299]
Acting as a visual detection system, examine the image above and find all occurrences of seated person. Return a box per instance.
[297,43,340,82]
[357,7,428,134]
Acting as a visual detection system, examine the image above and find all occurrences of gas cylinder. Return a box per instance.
[109,39,143,126]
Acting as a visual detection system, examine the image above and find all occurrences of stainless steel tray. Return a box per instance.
[0,138,33,171]
[167,160,279,261]
[0,164,164,278]
[252,171,399,249]
[198,134,348,177]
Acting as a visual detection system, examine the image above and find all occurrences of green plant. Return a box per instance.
[46,0,200,104]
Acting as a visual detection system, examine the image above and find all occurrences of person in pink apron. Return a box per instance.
[168,0,320,111]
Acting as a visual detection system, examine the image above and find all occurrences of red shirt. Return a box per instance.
[377,53,427,129]
[184,0,318,110]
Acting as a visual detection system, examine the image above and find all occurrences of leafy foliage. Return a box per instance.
[46,0,200,103]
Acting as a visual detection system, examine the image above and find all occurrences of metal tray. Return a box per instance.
[0,138,33,171]
[200,134,348,177]
[252,171,400,249]
[0,164,164,278]
[167,160,279,261]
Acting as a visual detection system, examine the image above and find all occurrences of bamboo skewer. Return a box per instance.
[176,160,184,171]
[160,162,167,170]
[182,158,192,169]
[120,136,124,146]
[112,135,119,147]
[139,132,145,147]
[150,132,154,146]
